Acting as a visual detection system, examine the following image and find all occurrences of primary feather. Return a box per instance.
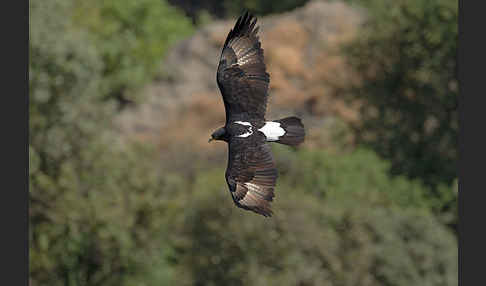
[217,11,270,124]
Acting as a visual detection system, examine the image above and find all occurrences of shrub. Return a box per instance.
[166,167,457,286]
[29,0,192,284]
[273,145,430,209]
[72,0,193,104]
[30,141,176,286]
[341,0,458,189]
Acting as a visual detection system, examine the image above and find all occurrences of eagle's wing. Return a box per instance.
[225,135,278,217]
[217,11,270,123]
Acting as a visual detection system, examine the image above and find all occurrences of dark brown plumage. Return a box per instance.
[211,11,305,217]
[226,135,277,217]
[217,11,269,123]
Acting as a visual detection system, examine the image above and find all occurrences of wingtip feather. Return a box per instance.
[223,11,259,49]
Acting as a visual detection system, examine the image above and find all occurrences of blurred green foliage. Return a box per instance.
[276,144,458,228]
[30,0,192,285]
[342,0,458,190]
[166,150,457,286]
[274,146,429,208]
[29,0,457,285]
[72,0,193,104]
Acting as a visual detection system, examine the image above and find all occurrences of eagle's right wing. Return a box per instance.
[217,12,270,123]
[225,135,278,217]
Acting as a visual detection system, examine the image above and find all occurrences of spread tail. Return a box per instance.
[261,116,304,146]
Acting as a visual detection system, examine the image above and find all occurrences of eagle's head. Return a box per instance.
[209,127,228,143]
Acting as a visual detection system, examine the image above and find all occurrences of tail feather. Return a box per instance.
[273,116,305,146]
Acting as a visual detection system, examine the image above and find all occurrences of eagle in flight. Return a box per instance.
[209,11,305,217]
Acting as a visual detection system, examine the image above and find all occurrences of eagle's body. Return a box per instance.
[210,12,305,217]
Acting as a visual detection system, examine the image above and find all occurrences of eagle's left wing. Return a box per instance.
[225,135,278,217]
[217,12,270,124]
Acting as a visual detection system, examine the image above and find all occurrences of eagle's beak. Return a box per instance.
[208,138,214,143]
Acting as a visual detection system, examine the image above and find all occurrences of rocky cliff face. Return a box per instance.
[116,1,365,164]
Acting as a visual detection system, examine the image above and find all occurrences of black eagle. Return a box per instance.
[209,11,305,217]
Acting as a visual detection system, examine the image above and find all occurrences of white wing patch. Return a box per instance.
[241,183,263,206]
[237,50,256,66]
[234,121,252,126]
[258,121,285,141]
[235,121,253,138]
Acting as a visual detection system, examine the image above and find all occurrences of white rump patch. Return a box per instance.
[258,121,285,141]
[235,121,253,138]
